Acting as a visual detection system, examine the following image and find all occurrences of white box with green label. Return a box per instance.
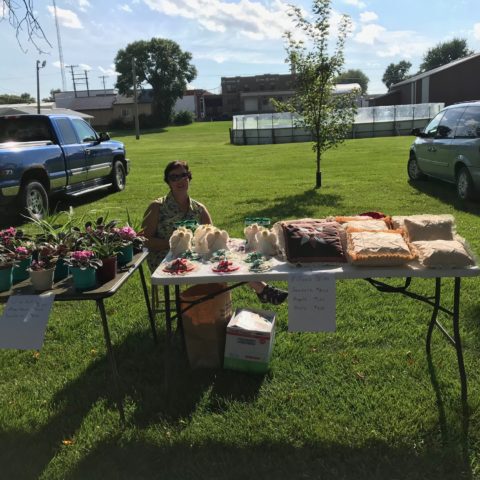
[224,308,276,374]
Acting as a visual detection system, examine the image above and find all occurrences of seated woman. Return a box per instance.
[142,160,287,305]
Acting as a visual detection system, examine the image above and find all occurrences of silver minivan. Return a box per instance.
[408,100,480,200]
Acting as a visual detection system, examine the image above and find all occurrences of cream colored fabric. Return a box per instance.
[392,215,455,241]
[347,231,415,266]
[411,240,474,267]
[342,219,389,231]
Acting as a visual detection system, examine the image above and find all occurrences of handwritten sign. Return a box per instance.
[0,294,55,350]
[288,271,336,332]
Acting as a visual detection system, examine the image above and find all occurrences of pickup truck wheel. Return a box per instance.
[20,181,48,220]
[111,161,126,192]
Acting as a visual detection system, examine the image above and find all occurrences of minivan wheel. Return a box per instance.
[456,167,475,200]
[407,156,426,181]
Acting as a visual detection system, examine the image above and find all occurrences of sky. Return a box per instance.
[1,0,480,101]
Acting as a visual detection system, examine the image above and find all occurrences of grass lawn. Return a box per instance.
[1,121,480,479]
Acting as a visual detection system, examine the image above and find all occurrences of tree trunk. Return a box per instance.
[315,148,322,189]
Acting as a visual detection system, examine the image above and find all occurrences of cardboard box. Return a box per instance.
[224,308,276,374]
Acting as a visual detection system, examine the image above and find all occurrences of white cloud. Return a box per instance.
[359,11,378,23]
[344,0,366,8]
[79,63,92,71]
[142,0,294,41]
[474,22,480,40]
[354,24,385,44]
[194,50,282,65]
[120,4,133,12]
[47,6,83,29]
[77,0,91,11]
[52,61,62,68]
[98,65,118,76]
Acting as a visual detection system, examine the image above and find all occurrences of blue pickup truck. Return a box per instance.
[0,114,129,218]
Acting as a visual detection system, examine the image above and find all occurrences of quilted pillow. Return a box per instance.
[347,230,415,266]
[411,239,475,267]
[392,215,455,241]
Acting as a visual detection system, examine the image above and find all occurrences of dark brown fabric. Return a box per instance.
[282,221,347,263]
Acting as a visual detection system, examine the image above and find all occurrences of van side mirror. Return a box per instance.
[411,128,424,137]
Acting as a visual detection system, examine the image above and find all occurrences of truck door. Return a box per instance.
[51,117,88,185]
[70,118,112,181]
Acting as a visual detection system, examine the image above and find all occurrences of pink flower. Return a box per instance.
[15,246,29,256]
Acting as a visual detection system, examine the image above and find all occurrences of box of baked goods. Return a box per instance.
[224,308,276,374]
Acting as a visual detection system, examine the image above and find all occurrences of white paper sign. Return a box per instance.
[288,271,336,332]
[0,293,55,350]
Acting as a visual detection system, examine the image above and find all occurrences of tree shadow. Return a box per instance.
[239,189,344,220]
[407,180,480,215]
[0,326,265,479]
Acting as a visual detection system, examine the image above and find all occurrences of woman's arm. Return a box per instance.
[199,204,213,225]
[141,202,170,252]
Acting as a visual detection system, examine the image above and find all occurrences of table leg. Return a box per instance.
[164,286,172,339]
[426,278,441,355]
[138,265,157,343]
[452,277,467,408]
[175,285,183,339]
[96,298,125,423]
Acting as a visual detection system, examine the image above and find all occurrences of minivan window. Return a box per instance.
[424,112,443,137]
[455,106,480,138]
[436,107,465,139]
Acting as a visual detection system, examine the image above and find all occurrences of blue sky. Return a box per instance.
[1,0,480,100]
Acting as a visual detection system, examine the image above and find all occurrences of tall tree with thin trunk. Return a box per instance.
[420,38,472,72]
[273,0,357,189]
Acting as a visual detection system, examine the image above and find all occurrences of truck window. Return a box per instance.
[71,118,97,143]
[55,118,79,145]
[0,116,54,143]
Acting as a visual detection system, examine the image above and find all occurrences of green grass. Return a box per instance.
[2,121,480,479]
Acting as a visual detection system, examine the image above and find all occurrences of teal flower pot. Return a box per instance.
[70,267,97,291]
[118,244,133,266]
[0,266,13,292]
[54,258,69,282]
[13,256,32,284]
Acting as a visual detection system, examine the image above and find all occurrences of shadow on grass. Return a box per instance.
[68,437,473,480]
[241,189,343,220]
[0,326,265,479]
[408,180,480,215]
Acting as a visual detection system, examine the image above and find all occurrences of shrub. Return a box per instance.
[173,110,193,126]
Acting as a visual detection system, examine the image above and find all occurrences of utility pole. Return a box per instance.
[132,58,140,140]
[67,64,78,96]
[84,70,90,96]
[99,75,108,95]
[36,60,46,114]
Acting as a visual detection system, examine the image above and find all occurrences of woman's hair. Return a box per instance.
[164,160,191,183]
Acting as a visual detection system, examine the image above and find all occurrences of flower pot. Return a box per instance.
[13,256,32,284]
[70,267,97,291]
[97,256,117,284]
[30,267,55,292]
[54,257,69,282]
[0,265,13,292]
[118,244,133,266]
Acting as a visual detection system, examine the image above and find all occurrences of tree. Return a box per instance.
[335,69,369,94]
[273,0,357,189]
[419,38,473,72]
[1,1,50,52]
[114,38,197,127]
[0,92,35,104]
[42,88,61,102]
[382,61,412,89]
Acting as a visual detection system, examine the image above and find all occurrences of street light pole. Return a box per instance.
[36,60,46,114]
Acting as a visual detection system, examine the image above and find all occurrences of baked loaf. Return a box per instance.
[280,220,347,263]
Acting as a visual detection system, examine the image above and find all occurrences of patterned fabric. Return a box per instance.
[146,192,205,272]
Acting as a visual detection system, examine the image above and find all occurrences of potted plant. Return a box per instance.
[0,250,16,292]
[27,209,81,282]
[28,246,58,291]
[64,250,103,291]
[83,218,122,283]
[12,243,35,284]
[112,225,145,266]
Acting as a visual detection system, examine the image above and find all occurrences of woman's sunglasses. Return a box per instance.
[168,172,192,182]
